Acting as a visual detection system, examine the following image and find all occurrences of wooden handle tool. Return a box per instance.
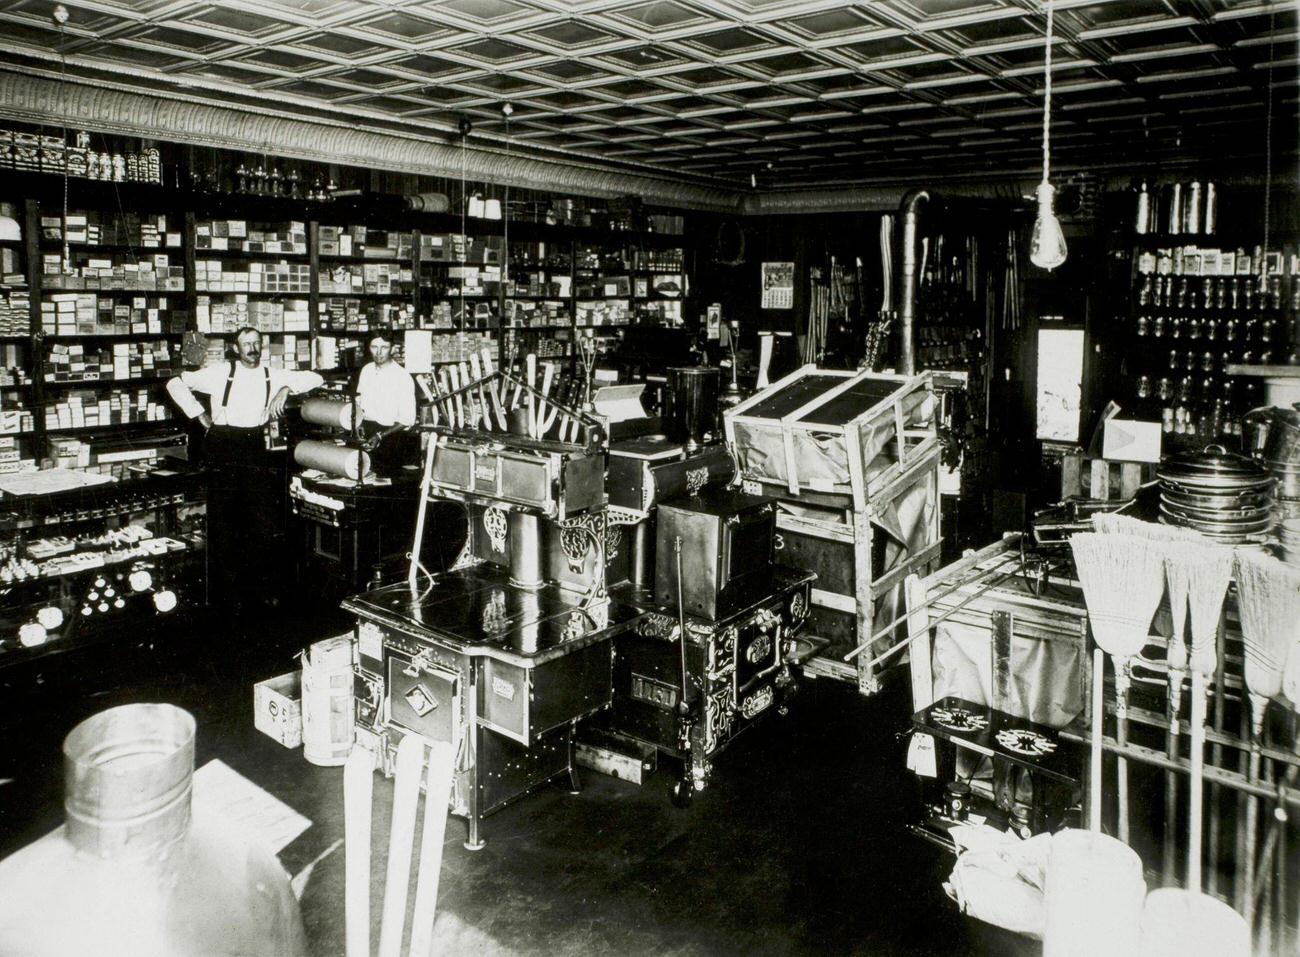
[406,741,457,957]
[344,747,374,957]
[378,734,424,957]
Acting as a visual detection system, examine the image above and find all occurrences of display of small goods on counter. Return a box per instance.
[0,466,205,656]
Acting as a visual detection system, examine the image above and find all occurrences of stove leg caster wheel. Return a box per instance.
[671,777,693,808]
[463,837,486,852]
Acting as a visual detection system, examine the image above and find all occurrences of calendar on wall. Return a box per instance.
[760,261,794,310]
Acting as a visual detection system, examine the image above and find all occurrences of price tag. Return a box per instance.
[906,732,938,779]
[357,622,383,662]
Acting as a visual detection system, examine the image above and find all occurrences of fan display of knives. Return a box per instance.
[418,351,601,448]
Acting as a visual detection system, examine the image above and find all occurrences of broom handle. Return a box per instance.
[1090,647,1104,833]
[1278,718,1295,957]
[1115,659,1132,844]
[1189,670,1208,891]
[1207,624,1228,897]
[1259,753,1276,954]
[1242,696,1266,931]
[1163,668,1185,887]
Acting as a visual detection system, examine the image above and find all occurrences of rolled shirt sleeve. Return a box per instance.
[166,366,225,420]
[272,369,325,396]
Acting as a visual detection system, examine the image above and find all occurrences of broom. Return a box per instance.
[1231,550,1300,930]
[1070,533,1168,837]
[1178,542,1234,893]
[1092,512,1201,858]
[1093,513,1203,859]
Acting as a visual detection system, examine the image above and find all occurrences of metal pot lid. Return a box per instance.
[1158,445,1271,487]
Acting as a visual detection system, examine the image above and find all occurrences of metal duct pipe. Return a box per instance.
[897,188,931,376]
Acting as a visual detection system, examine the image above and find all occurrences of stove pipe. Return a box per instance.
[897,188,930,376]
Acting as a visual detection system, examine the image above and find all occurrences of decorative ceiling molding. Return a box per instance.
[0,70,746,213]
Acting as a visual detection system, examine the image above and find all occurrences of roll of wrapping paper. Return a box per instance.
[300,397,355,430]
[294,440,369,480]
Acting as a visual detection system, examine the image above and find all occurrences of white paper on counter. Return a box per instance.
[193,759,311,856]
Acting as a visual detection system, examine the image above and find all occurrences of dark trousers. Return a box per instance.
[359,421,419,478]
[205,426,284,611]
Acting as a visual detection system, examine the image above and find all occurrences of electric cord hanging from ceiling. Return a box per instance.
[1029,0,1066,271]
[1262,10,1275,289]
[55,4,69,273]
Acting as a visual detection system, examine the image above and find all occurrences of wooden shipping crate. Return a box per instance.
[725,365,938,510]
[1059,453,1157,503]
[725,366,941,694]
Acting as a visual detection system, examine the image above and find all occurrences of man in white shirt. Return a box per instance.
[354,331,416,475]
[166,326,323,612]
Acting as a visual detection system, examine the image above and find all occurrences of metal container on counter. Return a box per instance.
[0,704,307,956]
[665,366,721,451]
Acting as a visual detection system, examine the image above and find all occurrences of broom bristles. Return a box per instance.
[1165,554,1194,671]
[1094,512,1203,543]
[1181,542,1234,677]
[1283,633,1300,709]
[1093,514,1202,670]
[1070,532,1168,659]
[1234,548,1300,700]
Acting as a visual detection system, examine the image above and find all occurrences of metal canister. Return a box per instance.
[1165,182,1184,234]
[1135,181,1152,234]
[1185,181,1203,234]
[945,780,971,821]
[1204,182,1217,235]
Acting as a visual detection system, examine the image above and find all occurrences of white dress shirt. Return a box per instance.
[356,361,416,427]
[167,361,324,427]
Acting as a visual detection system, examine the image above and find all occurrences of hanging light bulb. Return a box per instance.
[1031,181,1067,270]
[1029,0,1067,271]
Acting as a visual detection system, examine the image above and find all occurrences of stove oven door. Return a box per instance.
[386,650,461,746]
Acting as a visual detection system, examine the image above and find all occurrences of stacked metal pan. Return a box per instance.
[1157,446,1274,543]
[1278,518,1300,565]
[1244,407,1300,563]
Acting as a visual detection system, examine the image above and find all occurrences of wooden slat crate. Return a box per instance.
[1059,453,1157,503]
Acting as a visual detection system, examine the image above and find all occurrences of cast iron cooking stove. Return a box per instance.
[344,566,639,850]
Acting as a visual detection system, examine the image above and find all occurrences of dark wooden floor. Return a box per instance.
[0,602,1035,956]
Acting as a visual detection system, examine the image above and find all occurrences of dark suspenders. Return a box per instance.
[215,360,271,423]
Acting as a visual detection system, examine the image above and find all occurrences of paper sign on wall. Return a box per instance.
[403,330,433,374]
[760,262,794,310]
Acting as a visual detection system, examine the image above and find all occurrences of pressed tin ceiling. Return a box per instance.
[0,0,1295,194]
